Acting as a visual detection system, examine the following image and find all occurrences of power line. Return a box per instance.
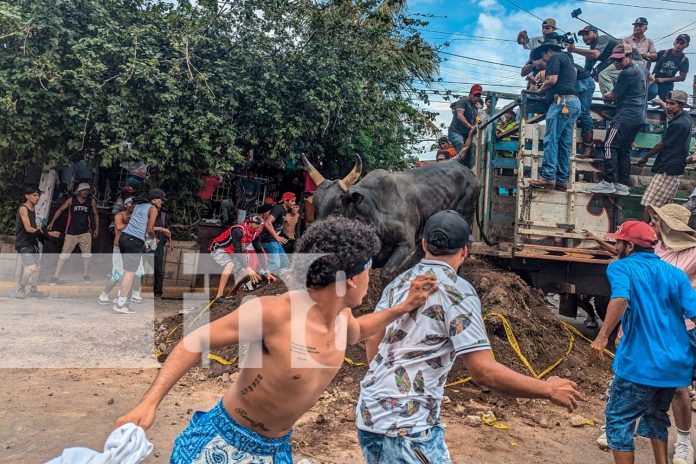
[438,51,519,69]
[655,21,696,44]
[577,0,696,12]
[417,29,516,43]
[500,0,566,33]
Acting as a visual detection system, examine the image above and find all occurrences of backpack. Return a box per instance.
[655,49,688,74]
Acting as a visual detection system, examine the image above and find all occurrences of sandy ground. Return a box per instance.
[0,295,690,463]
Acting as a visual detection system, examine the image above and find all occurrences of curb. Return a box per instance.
[0,281,206,299]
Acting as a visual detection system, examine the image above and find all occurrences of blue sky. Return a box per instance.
[408,0,696,158]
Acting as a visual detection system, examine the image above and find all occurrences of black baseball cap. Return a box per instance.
[632,17,648,26]
[246,214,264,225]
[578,25,598,36]
[148,188,166,200]
[423,210,471,254]
[677,34,691,44]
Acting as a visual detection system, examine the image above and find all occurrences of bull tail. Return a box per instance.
[475,197,497,247]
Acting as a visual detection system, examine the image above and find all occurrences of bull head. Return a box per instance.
[302,154,363,218]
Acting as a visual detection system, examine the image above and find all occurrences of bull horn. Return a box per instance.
[338,155,362,190]
[302,154,326,186]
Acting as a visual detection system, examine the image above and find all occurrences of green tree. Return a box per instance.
[0,0,438,232]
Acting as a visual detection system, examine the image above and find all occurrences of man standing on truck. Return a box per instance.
[590,220,696,464]
[568,26,619,95]
[448,84,483,167]
[528,38,580,192]
[649,34,690,102]
[637,90,694,220]
[588,44,651,196]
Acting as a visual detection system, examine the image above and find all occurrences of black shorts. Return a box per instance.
[119,234,145,272]
[16,246,39,267]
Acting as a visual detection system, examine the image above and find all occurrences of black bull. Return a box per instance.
[302,154,481,277]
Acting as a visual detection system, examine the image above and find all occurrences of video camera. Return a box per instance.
[558,31,577,46]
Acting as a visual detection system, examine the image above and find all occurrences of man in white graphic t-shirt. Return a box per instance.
[356,210,583,463]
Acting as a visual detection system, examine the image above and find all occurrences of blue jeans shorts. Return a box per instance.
[171,400,292,463]
[605,376,675,452]
[358,422,452,464]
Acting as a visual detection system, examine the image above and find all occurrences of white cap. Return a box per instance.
[690,187,696,198]
[74,183,91,194]
[124,197,134,204]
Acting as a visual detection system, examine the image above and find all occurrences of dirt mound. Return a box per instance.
[155,257,611,395]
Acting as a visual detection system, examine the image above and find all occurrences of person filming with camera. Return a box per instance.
[567,25,619,95]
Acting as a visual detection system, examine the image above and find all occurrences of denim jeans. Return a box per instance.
[261,241,289,273]
[605,376,675,452]
[446,130,466,155]
[358,422,452,464]
[648,81,674,101]
[540,98,581,184]
[575,76,595,133]
[647,82,659,101]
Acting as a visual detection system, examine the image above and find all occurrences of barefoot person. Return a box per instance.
[116,217,437,462]
[357,210,582,462]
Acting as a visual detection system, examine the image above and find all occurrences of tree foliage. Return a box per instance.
[0,0,437,231]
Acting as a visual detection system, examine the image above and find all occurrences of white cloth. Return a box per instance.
[46,423,153,464]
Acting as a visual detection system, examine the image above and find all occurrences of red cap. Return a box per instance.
[121,186,135,193]
[281,192,296,201]
[605,220,657,248]
[470,84,483,95]
[264,197,275,205]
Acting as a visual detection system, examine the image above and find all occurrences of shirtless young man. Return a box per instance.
[117,216,437,462]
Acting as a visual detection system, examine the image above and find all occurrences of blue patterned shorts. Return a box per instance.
[358,421,452,464]
[171,400,293,463]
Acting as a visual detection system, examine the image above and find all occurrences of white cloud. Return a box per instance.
[415,0,694,159]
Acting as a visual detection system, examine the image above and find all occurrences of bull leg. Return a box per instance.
[380,243,416,282]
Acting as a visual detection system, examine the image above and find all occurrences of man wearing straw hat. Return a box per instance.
[590,219,696,464]
[638,90,694,221]
[647,203,696,464]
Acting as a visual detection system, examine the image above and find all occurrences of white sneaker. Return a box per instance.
[597,425,608,451]
[588,180,616,194]
[673,440,694,464]
[97,293,110,306]
[614,183,630,196]
[112,303,135,314]
[131,291,143,303]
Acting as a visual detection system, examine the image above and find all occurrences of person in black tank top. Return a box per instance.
[12,186,46,298]
[47,183,100,284]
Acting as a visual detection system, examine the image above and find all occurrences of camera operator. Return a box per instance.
[567,25,619,95]
[527,38,581,192]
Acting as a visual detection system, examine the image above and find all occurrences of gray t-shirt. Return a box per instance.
[449,98,477,137]
[585,35,618,74]
[612,62,649,124]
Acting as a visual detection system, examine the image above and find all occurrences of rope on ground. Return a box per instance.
[187,298,218,328]
[207,353,237,366]
[343,357,367,367]
[445,311,614,387]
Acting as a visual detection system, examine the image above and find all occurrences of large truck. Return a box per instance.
[470,91,696,319]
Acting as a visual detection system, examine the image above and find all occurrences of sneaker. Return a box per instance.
[97,293,111,306]
[588,180,616,194]
[83,275,91,283]
[597,426,608,451]
[9,288,25,299]
[112,303,135,314]
[131,291,143,303]
[673,440,694,464]
[27,289,46,298]
[614,183,630,196]
[49,277,65,286]
[584,317,599,329]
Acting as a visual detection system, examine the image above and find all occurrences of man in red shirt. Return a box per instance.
[209,214,276,301]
